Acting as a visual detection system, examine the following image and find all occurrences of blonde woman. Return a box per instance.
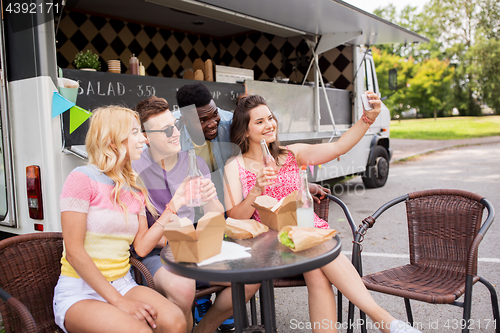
[53,106,185,333]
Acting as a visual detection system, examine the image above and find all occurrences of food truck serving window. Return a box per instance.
[61,69,245,148]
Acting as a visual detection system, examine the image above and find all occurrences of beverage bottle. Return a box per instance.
[260,139,279,187]
[296,165,315,228]
[185,149,203,207]
[129,54,139,75]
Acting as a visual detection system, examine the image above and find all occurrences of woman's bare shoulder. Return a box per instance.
[225,154,243,169]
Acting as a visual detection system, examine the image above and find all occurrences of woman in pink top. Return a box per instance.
[54,106,185,333]
[223,95,421,333]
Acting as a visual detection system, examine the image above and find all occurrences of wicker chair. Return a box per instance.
[349,189,499,333]
[0,232,155,333]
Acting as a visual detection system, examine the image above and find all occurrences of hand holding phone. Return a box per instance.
[361,94,373,111]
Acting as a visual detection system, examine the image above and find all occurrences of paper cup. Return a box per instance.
[57,78,79,104]
[108,60,121,73]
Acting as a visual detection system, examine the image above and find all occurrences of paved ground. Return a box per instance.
[268,138,500,333]
[390,136,500,163]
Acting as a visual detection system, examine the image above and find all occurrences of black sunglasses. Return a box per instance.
[143,119,182,137]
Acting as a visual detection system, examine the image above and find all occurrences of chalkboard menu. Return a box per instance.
[61,69,245,147]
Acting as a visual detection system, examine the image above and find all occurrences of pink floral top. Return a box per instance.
[236,151,329,229]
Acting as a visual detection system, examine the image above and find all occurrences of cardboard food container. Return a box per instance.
[163,211,226,263]
[252,191,298,231]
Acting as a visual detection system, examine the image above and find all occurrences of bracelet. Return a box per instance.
[155,220,166,228]
[165,202,177,215]
[361,113,375,125]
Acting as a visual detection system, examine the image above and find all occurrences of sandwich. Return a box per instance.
[225,217,269,239]
[278,226,336,252]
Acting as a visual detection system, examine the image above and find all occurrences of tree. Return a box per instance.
[373,4,442,61]
[372,48,417,118]
[405,58,455,118]
[374,0,500,115]
[373,48,454,118]
[472,38,500,113]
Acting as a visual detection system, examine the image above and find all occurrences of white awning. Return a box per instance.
[146,0,429,45]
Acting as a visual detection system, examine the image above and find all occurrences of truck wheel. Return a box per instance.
[362,145,389,188]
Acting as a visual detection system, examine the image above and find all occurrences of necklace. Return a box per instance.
[244,153,262,161]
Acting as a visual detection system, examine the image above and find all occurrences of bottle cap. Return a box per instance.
[301,165,307,170]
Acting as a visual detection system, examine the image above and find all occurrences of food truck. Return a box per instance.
[0,0,428,236]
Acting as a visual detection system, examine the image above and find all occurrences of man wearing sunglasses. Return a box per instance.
[131,96,258,333]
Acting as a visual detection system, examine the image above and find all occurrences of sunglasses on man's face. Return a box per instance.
[143,120,182,137]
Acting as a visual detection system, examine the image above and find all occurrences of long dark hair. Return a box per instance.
[230,95,289,165]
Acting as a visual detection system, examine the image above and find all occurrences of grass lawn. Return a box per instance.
[390,116,500,140]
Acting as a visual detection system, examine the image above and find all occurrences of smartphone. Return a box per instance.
[361,94,373,111]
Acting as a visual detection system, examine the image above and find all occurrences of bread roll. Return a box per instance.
[204,59,213,81]
[193,58,205,74]
[183,69,194,80]
[194,69,204,81]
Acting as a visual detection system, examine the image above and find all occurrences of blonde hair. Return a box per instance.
[86,105,157,219]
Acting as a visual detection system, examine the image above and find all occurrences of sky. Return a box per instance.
[342,0,428,14]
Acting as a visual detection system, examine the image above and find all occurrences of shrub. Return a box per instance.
[73,50,101,70]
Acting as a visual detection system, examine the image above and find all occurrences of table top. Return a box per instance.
[160,229,341,283]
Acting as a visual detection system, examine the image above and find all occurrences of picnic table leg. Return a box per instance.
[231,282,248,332]
[259,280,276,333]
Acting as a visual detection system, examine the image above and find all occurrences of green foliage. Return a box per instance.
[472,38,500,113]
[373,48,454,118]
[373,5,432,60]
[372,0,500,115]
[390,116,500,140]
[73,50,101,70]
[406,58,455,118]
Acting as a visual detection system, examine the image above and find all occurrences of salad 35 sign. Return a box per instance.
[61,69,245,147]
[77,80,156,99]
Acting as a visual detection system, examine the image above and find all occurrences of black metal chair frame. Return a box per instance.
[347,190,499,333]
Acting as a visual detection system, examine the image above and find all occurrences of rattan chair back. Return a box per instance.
[0,232,64,333]
[349,189,499,333]
[406,189,484,275]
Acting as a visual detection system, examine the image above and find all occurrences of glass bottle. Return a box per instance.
[185,149,203,207]
[260,139,279,187]
[296,165,315,228]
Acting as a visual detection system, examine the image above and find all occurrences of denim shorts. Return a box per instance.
[139,248,210,288]
[53,271,138,333]
[139,248,163,277]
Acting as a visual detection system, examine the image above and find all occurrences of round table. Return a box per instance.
[161,229,341,332]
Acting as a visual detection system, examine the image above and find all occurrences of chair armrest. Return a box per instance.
[130,256,155,289]
[326,194,356,240]
[0,287,37,333]
[350,194,409,276]
[467,197,495,276]
[356,193,410,238]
